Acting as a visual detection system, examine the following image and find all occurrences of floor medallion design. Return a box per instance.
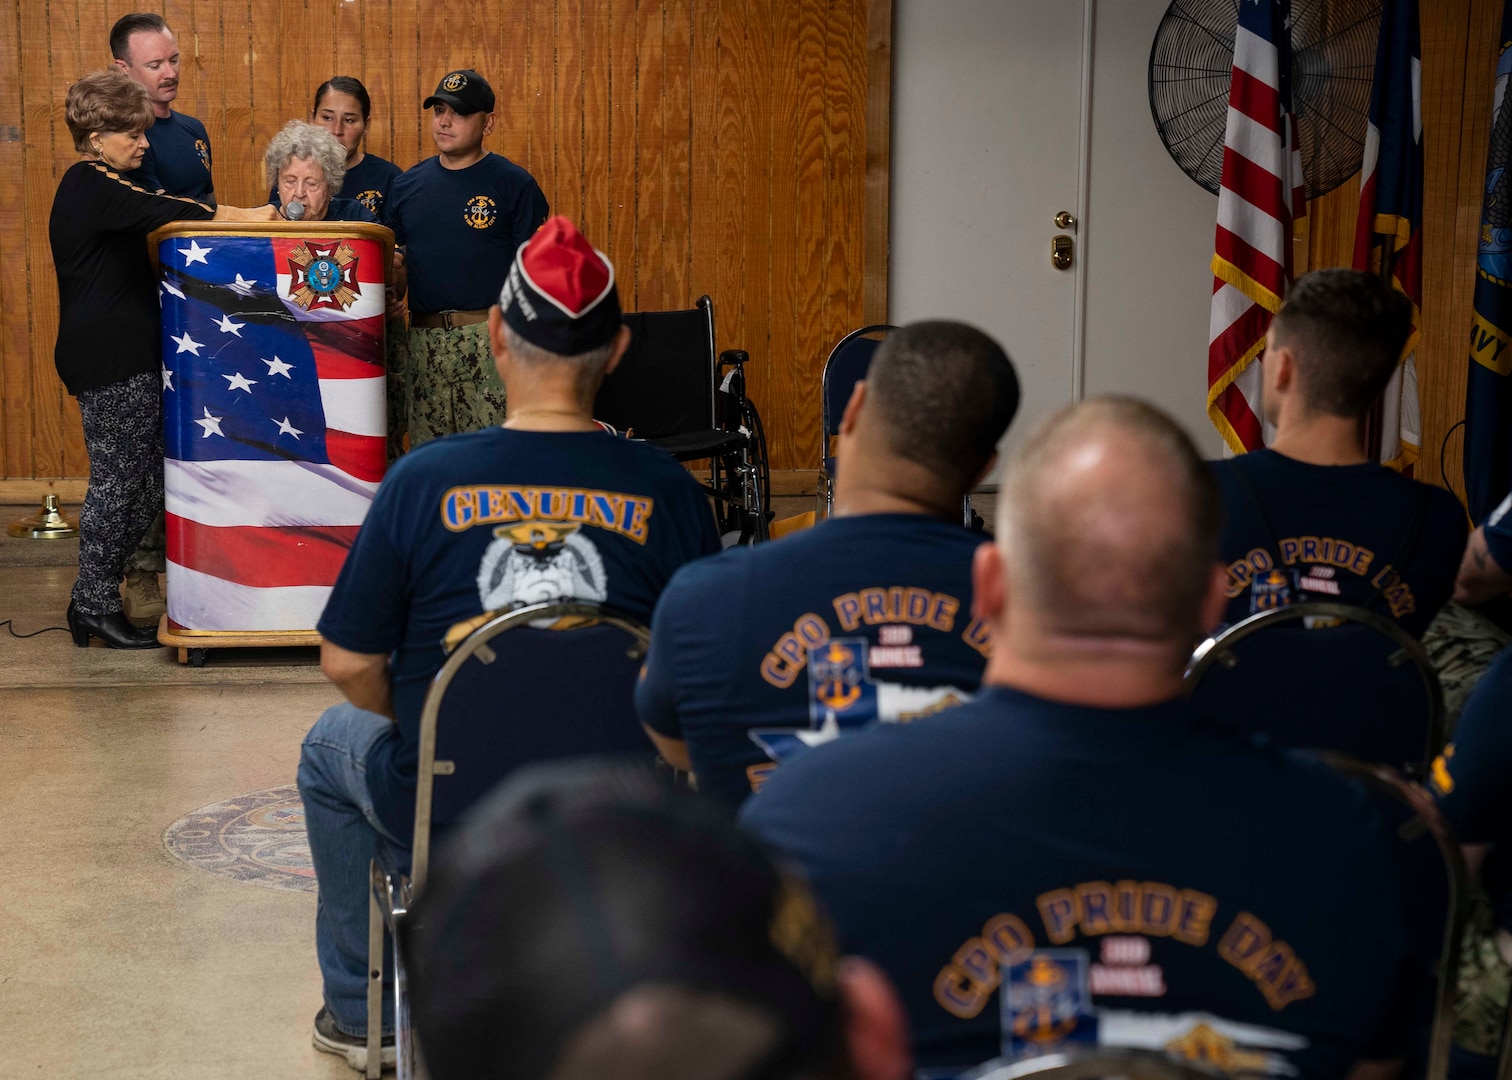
[163,785,315,892]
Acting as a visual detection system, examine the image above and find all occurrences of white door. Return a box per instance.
[889,0,1088,454]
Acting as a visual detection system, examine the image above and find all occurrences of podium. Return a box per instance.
[149,221,395,663]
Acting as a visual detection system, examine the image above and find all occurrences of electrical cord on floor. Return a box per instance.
[1440,419,1466,506]
[1,618,71,638]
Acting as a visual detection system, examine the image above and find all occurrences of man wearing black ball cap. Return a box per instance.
[387,68,550,445]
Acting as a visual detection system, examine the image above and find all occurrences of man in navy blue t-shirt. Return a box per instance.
[1430,646,1512,1063]
[388,69,550,446]
[637,321,1019,810]
[111,13,215,203]
[297,218,719,1069]
[1454,490,1512,607]
[1212,270,1465,637]
[109,13,217,626]
[743,398,1415,1080]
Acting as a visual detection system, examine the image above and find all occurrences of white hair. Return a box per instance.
[263,120,347,192]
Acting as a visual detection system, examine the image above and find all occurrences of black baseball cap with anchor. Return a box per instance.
[423,69,495,115]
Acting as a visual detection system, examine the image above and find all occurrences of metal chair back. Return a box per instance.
[1320,755,1468,1080]
[818,325,895,517]
[821,324,895,443]
[1185,601,1446,775]
[411,600,653,888]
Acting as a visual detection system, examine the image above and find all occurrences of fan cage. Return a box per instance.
[1148,0,1382,200]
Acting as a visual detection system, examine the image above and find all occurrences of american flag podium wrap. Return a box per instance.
[149,221,393,657]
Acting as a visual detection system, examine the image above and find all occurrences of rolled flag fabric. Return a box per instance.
[1207,0,1306,454]
[1465,0,1512,522]
[158,230,388,631]
[1352,0,1423,474]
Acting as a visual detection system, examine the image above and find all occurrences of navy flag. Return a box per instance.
[1466,0,1512,520]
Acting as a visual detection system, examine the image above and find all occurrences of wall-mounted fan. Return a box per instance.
[1149,0,1382,199]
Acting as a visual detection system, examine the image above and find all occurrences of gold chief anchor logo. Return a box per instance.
[464,194,497,230]
[443,72,466,92]
[813,641,863,712]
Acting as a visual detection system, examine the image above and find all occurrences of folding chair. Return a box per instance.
[1320,755,1468,1080]
[592,295,771,544]
[817,324,896,518]
[1185,601,1447,777]
[365,601,653,1078]
[961,1047,1230,1080]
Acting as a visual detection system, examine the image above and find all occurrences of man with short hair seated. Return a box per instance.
[1429,647,1512,1070]
[636,321,1019,809]
[298,217,720,1070]
[1454,491,1512,608]
[406,759,911,1080]
[743,397,1415,1080]
[1213,269,1464,635]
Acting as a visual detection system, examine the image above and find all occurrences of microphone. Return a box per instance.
[285,199,306,221]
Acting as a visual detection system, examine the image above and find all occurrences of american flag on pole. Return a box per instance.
[1353,0,1423,473]
[157,230,388,631]
[1208,0,1306,453]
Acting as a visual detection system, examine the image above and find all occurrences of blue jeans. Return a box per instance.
[297,703,406,1036]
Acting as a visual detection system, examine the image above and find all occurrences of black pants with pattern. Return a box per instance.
[73,371,164,615]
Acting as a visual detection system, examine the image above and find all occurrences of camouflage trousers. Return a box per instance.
[1457,887,1512,1057]
[406,322,506,447]
[1423,603,1512,734]
[125,509,165,574]
[385,316,410,462]
[1422,603,1512,1057]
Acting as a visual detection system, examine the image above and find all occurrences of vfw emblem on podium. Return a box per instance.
[286,240,361,311]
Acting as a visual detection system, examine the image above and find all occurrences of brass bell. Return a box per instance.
[7,494,79,539]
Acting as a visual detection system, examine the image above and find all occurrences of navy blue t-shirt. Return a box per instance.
[1432,647,1512,847]
[269,154,403,223]
[323,198,379,223]
[126,110,214,202]
[742,687,1410,1079]
[1483,492,1512,574]
[638,513,990,809]
[1212,450,1466,636]
[341,154,403,221]
[386,153,549,314]
[317,427,721,835]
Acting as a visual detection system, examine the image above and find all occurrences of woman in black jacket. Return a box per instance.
[50,69,275,648]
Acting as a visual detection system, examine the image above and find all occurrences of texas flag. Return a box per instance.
[158,232,388,631]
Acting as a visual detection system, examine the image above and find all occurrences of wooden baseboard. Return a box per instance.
[0,471,824,505]
[0,479,89,504]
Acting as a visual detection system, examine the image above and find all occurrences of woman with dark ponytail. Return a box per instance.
[308,76,403,222]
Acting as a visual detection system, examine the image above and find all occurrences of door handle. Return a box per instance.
[1051,235,1074,270]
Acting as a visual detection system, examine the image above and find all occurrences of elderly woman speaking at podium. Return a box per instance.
[265,121,378,224]
[49,69,277,649]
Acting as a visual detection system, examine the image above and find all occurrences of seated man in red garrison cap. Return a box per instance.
[297,216,721,1071]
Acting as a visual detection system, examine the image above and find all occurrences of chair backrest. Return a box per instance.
[1185,601,1446,774]
[410,601,653,887]
[821,325,896,443]
[1319,755,1467,1080]
[592,295,716,439]
[961,1048,1230,1080]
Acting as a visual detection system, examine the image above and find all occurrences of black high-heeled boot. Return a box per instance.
[67,601,161,649]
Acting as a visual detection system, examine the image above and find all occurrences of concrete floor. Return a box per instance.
[0,492,988,1077]
[0,508,350,1079]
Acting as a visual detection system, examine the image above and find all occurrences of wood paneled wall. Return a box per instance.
[1302,0,1502,500]
[0,0,886,483]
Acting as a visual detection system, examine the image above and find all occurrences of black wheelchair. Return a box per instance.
[592,295,771,544]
